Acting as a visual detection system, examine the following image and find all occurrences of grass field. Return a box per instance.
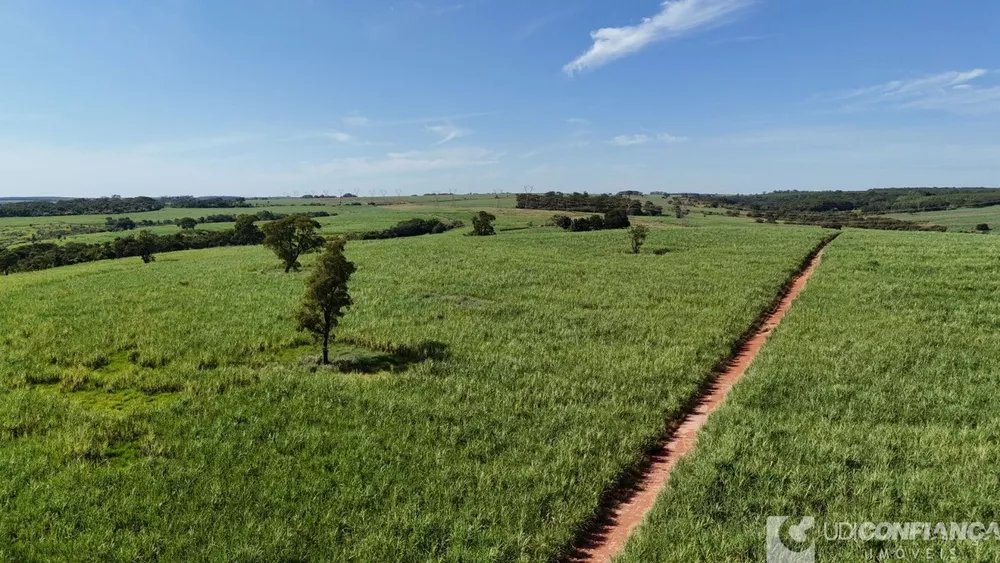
[0,194,753,248]
[618,229,1000,561]
[885,205,1000,233]
[0,224,827,561]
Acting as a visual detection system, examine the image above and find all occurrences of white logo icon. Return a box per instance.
[767,516,816,563]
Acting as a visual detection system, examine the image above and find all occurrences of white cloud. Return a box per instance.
[426,123,468,145]
[566,117,590,125]
[828,69,1000,114]
[563,0,751,75]
[610,133,688,146]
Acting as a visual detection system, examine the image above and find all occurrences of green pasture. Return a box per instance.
[0,224,827,561]
[619,229,1000,561]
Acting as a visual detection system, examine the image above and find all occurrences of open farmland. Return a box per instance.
[617,229,1000,562]
[885,205,1000,234]
[0,224,828,561]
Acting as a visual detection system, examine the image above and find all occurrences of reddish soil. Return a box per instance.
[569,243,829,563]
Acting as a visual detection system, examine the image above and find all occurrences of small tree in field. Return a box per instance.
[177,217,198,230]
[471,211,497,236]
[976,223,991,233]
[262,215,325,272]
[296,239,356,365]
[627,225,648,254]
[231,215,265,245]
[135,230,157,263]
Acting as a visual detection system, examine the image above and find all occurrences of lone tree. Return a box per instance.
[262,215,325,272]
[135,230,157,263]
[296,239,356,365]
[232,214,265,245]
[628,225,649,254]
[177,217,198,230]
[976,223,991,233]
[471,211,497,236]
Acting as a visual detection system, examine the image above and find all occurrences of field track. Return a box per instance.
[568,234,838,562]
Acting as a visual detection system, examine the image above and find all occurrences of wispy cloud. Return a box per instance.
[431,4,464,16]
[342,114,370,127]
[517,10,575,40]
[427,123,468,145]
[0,112,57,122]
[303,147,500,176]
[132,134,259,155]
[342,112,492,128]
[319,131,356,143]
[708,33,771,45]
[566,117,590,126]
[825,69,1000,114]
[610,133,688,146]
[563,0,752,75]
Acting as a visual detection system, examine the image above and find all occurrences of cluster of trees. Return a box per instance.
[551,209,631,232]
[516,192,663,217]
[105,217,137,231]
[682,187,1000,215]
[517,192,634,213]
[158,196,252,209]
[0,196,163,218]
[349,218,464,241]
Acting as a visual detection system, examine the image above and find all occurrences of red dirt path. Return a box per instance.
[570,244,829,563]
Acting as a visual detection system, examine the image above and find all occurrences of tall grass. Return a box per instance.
[618,229,1000,562]
[0,225,826,561]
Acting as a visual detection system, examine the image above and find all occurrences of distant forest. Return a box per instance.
[0,196,251,218]
[681,188,1000,215]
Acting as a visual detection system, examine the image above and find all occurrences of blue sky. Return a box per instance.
[1,0,998,197]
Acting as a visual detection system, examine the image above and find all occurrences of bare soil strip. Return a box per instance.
[568,237,835,563]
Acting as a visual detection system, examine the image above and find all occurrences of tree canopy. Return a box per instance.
[262,215,326,273]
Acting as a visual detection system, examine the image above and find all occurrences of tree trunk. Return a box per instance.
[322,331,330,365]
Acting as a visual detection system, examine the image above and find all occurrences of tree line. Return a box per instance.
[680,187,1000,215]
[0,214,470,275]
[0,195,254,218]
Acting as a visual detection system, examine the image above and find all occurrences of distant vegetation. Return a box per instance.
[674,188,1000,231]
[682,187,1000,214]
[0,226,264,275]
[0,195,255,218]
[158,196,252,209]
[0,212,469,276]
[552,208,631,232]
[767,213,948,232]
[0,196,163,218]
[349,218,464,241]
[517,192,662,216]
